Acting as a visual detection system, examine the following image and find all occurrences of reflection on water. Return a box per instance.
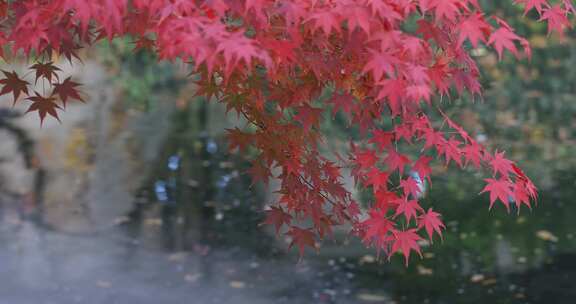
[0,106,574,304]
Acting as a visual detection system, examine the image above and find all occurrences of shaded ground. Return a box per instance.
[0,218,363,304]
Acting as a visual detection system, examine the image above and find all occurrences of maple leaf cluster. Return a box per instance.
[0,0,572,263]
[0,65,83,124]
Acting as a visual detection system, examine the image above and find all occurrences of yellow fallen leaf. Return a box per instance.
[470,274,485,283]
[229,281,246,289]
[356,293,389,302]
[536,230,558,242]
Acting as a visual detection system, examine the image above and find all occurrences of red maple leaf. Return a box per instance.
[57,37,83,63]
[418,208,445,242]
[0,1,6,18]
[30,61,61,84]
[262,206,292,235]
[457,13,491,48]
[439,137,463,167]
[376,78,406,116]
[480,178,513,211]
[400,177,422,199]
[0,32,6,59]
[428,57,452,96]
[25,92,62,124]
[0,70,30,104]
[226,128,253,152]
[514,0,550,14]
[329,92,354,117]
[260,38,298,64]
[394,123,414,143]
[489,151,514,177]
[421,128,445,151]
[362,208,395,243]
[512,181,532,212]
[393,198,423,224]
[286,226,317,257]
[346,201,361,219]
[540,5,572,38]
[369,129,394,151]
[363,49,398,81]
[432,0,461,22]
[52,77,84,107]
[453,69,482,96]
[412,156,433,182]
[488,23,524,60]
[340,4,371,34]
[511,164,537,202]
[366,168,389,192]
[306,10,341,35]
[364,0,402,22]
[564,0,576,15]
[391,229,422,266]
[384,149,411,175]
[375,190,400,211]
[462,142,484,169]
[248,160,272,185]
[294,104,323,131]
[355,149,378,170]
[216,32,271,74]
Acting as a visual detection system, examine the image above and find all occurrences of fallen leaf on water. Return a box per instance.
[517,256,527,264]
[514,293,526,299]
[144,218,162,226]
[184,273,202,283]
[167,252,189,262]
[536,230,558,242]
[417,265,433,276]
[113,216,130,225]
[470,274,485,283]
[360,255,376,264]
[229,281,246,289]
[356,293,390,302]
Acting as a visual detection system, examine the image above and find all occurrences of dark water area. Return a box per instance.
[0,107,574,304]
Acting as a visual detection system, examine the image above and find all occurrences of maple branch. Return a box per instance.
[237,105,352,220]
[297,175,337,206]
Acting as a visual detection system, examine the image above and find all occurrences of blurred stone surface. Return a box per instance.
[0,61,175,232]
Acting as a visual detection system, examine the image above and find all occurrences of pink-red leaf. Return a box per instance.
[418,208,445,242]
[391,229,422,266]
[480,178,513,211]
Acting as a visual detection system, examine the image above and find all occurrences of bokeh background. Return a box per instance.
[0,3,574,304]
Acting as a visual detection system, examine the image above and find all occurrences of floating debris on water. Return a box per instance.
[536,230,559,242]
[229,281,246,289]
[470,274,485,283]
[356,293,390,302]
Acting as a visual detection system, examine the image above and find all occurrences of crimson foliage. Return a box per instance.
[0,0,573,263]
